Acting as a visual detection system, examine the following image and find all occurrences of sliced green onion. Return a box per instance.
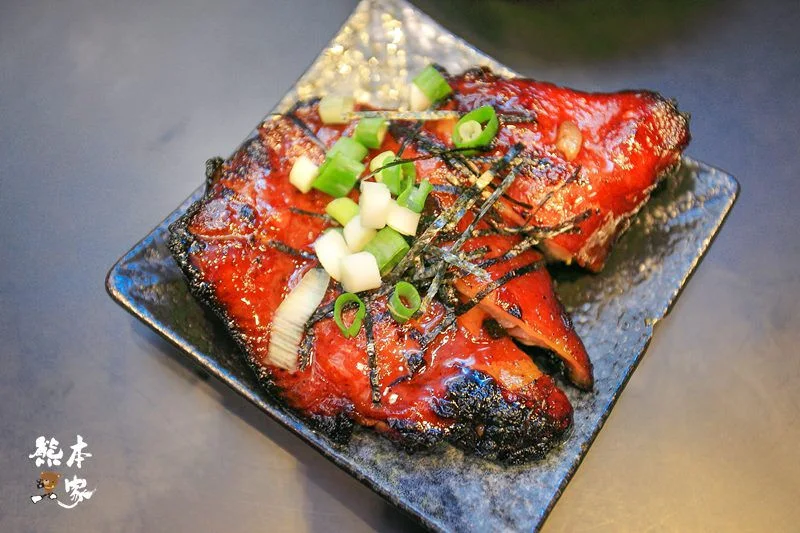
[328,136,368,162]
[343,215,376,252]
[451,105,499,153]
[289,155,319,193]
[359,181,392,229]
[457,120,483,143]
[340,251,382,293]
[386,201,421,236]
[368,151,416,196]
[382,161,415,197]
[319,95,355,124]
[267,268,330,371]
[401,160,417,182]
[325,197,359,225]
[313,229,349,281]
[369,150,395,172]
[334,292,366,338]
[312,153,365,197]
[354,117,388,149]
[388,281,421,324]
[410,65,452,111]
[397,179,432,213]
[364,227,410,275]
[396,174,414,202]
[386,167,414,197]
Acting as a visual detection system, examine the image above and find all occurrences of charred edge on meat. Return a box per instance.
[434,369,572,464]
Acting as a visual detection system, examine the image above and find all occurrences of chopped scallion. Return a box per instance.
[343,215,376,252]
[313,229,349,281]
[319,95,355,124]
[388,281,421,324]
[369,150,395,172]
[340,252,383,293]
[328,136,368,162]
[267,269,330,370]
[386,201,421,236]
[397,179,432,213]
[333,292,366,338]
[289,155,319,194]
[312,152,365,197]
[401,160,417,182]
[452,105,499,153]
[410,65,452,111]
[359,181,392,229]
[325,197,359,225]
[378,157,415,196]
[364,227,410,275]
[354,117,388,149]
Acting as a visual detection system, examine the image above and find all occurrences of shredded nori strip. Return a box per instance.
[396,121,424,157]
[363,306,381,404]
[426,247,491,281]
[298,329,315,371]
[266,240,316,260]
[349,110,462,121]
[387,174,488,282]
[284,111,328,152]
[421,161,525,311]
[432,184,467,195]
[363,144,487,181]
[347,109,536,124]
[289,207,330,220]
[512,166,583,228]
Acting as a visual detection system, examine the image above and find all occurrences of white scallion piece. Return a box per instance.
[343,215,377,252]
[266,268,330,371]
[289,155,319,193]
[386,201,421,236]
[457,120,483,144]
[340,252,382,293]
[409,84,431,112]
[359,181,392,229]
[319,95,355,124]
[313,229,349,281]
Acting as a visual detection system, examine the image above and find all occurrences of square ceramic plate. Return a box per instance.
[106,1,739,531]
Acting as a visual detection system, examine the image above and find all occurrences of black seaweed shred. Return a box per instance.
[420,158,525,311]
[396,120,424,157]
[363,306,381,404]
[298,328,315,371]
[284,110,328,151]
[266,240,316,260]
[289,207,331,220]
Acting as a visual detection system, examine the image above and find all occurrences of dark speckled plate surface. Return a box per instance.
[105,1,739,531]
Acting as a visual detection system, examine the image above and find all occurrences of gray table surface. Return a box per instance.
[1,0,798,531]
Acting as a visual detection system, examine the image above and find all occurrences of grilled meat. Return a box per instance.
[168,67,689,461]
[437,67,691,272]
[169,130,575,462]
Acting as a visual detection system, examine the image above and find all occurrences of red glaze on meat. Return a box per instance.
[169,67,687,460]
[440,67,690,272]
[169,101,578,462]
